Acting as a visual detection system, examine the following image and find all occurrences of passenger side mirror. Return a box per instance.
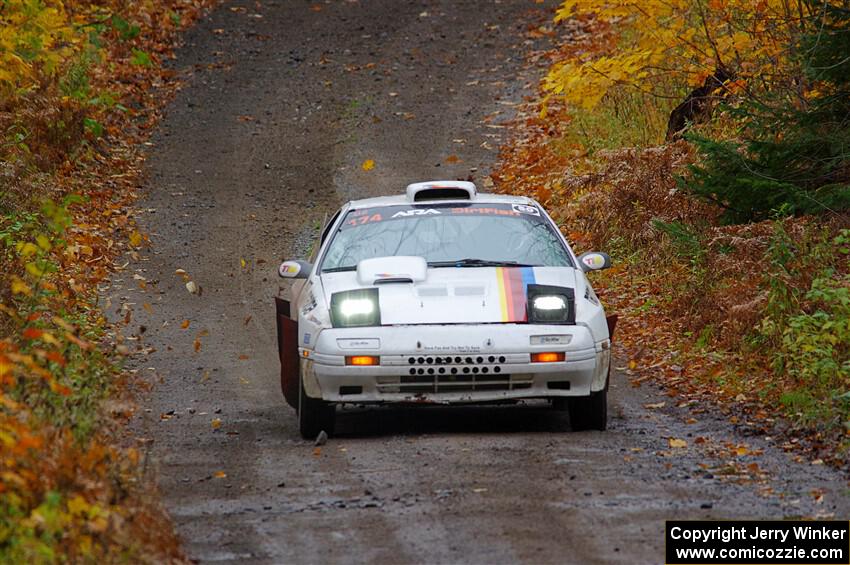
[279,260,312,279]
[577,252,611,272]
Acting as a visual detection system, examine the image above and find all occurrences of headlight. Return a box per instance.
[330,289,380,327]
[533,295,567,311]
[527,284,574,324]
[339,298,375,317]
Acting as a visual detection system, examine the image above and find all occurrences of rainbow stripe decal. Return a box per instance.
[496,267,536,322]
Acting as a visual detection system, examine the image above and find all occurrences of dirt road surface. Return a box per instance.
[112,1,850,563]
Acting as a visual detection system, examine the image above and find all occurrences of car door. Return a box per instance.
[275,296,299,408]
[275,209,342,409]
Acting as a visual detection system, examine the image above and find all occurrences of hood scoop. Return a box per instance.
[374,276,414,285]
[356,256,427,286]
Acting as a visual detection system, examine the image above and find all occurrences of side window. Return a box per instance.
[311,209,341,263]
[321,210,341,244]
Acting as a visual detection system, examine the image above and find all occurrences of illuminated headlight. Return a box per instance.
[533,295,567,311]
[527,284,574,324]
[330,289,380,327]
[339,298,375,317]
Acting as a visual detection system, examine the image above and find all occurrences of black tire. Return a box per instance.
[298,374,335,439]
[568,388,607,431]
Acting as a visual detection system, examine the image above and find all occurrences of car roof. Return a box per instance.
[347,192,535,210]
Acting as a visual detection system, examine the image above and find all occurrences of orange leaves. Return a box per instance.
[192,329,209,354]
[45,351,66,366]
[22,328,44,341]
[361,159,376,171]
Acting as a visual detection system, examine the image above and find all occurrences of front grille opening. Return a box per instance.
[377,369,532,393]
[339,385,363,396]
[399,372,512,392]
[547,381,571,390]
[392,355,524,393]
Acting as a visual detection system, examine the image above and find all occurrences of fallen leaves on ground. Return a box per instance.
[490,12,850,470]
[1,0,216,558]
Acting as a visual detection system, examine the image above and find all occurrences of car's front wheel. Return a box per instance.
[567,388,607,431]
[298,374,335,439]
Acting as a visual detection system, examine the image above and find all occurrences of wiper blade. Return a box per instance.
[427,258,537,268]
[321,265,356,273]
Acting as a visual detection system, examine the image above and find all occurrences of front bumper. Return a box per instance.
[300,323,610,403]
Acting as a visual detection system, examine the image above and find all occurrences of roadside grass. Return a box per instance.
[1,0,214,560]
[554,89,672,154]
[494,14,850,464]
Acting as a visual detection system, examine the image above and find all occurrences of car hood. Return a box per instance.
[320,267,577,325]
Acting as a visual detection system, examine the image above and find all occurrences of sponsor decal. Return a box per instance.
[340,203,548,230]
[496,266,536,322]
[512,203,540,216]
[337,338,380,350]
[280,262,301,276]
[391,209,441,218]
[531,335,572,345]
[300,292,317,316]
[303,332,311,345]
[423,345,482,353]
[582,254,605,269]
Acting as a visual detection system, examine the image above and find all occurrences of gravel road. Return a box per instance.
[113,1,850,563]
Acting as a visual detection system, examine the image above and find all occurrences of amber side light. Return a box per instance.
[346,355,380,366]
[531,352,565,363]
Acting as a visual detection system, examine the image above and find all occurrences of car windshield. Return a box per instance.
[320,202,573,272]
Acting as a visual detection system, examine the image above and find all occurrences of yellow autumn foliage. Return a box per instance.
[545,0,834,109]
[0,0,87,90]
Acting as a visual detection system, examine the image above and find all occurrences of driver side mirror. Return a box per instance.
[577,252,612,272]
[279,260,312,279]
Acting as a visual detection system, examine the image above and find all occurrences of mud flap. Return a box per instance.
[275,297,299,408]
[606,314,618,340]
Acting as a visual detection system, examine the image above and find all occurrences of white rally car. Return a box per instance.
[275,181,616,438]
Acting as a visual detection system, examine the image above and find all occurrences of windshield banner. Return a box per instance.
[343,202,545,230]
